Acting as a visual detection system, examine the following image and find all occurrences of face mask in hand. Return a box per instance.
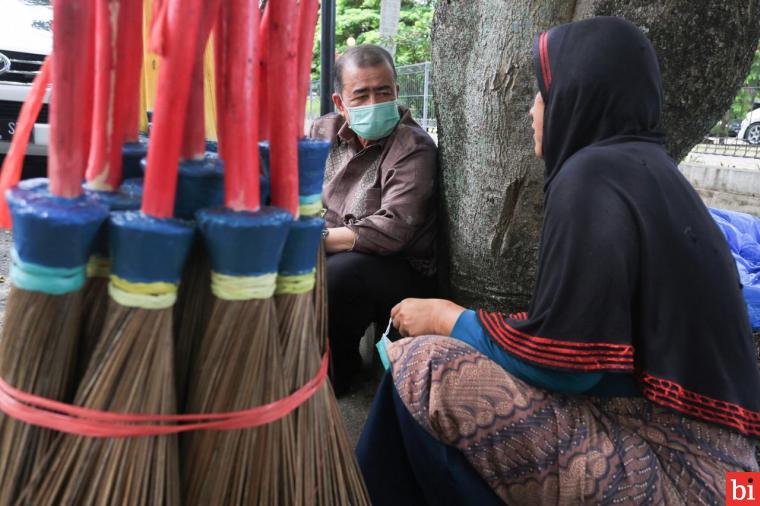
[346,100,401,140]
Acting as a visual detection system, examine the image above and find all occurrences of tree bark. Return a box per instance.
[434,0,760,311]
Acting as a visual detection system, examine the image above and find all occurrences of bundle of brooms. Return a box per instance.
[0,0,369,503]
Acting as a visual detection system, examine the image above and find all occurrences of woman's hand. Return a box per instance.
[390,298,465,338]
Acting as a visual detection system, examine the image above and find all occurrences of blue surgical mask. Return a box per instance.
[346,101,401,140]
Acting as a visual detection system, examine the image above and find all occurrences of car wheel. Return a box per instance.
[745,122,760,145]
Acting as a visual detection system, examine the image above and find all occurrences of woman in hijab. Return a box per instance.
[356,16,760,505]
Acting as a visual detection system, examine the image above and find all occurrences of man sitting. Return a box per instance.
[310,44,438,395]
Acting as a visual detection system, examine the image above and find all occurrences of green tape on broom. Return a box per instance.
[275,270,316,295]
[10,249,86,295]
[211,272,277,301]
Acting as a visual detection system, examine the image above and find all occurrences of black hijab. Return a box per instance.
[479,17,760,437]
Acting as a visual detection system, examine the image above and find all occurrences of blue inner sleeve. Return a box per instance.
[451,310,619,395]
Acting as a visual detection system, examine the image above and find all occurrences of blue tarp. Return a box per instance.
[709,208,760,329]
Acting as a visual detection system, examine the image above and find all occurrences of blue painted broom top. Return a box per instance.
[279,217,324,275]
[138,154,226,220]
[175,156,225,220]
[259,138,331,199]
[84,186,142,258]
[121,139,149,180]
[196,207,292,276]
[109,211,195,284]
[7,181,109,269]
[119,177,144,199]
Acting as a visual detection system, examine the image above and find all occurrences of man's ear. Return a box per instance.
[332,93,346,117]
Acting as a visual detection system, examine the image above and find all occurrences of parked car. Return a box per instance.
[0,0,52,157]
[727,119,742,137]
[738,100,760,145]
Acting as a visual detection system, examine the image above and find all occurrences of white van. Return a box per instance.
[0,0,52,157]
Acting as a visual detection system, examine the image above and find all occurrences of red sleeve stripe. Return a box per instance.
[539,31,552,90]
[479,311,634,371]
[642,390,760,436]
[479,310,634,355]
[641,373,760,437]
[481,311,633,360]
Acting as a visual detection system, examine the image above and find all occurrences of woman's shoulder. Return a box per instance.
[555,141,669,189]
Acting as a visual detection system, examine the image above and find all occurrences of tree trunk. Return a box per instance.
[434,0,760,311]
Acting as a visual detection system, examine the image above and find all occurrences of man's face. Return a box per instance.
[332,62,400,124]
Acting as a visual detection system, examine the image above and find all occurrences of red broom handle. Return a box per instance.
[0,59,51,229]
[257,4,270,142]
[181,0,222,162]
[84,0,115,190]
[267,0,299,216]
[141,0,204,218]
[49,0,94,198]
[122,0,144,143]
[80,7,96,181]
[246,2,262,210]
[221,0,259,211]
[181,40,208,161]
[296,0,319,137]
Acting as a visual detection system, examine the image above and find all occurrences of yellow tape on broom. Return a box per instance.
[86,255,111,278]
[211,272,277,301]
[276,270,316,295]
[298,201,323,217]
[108,275,177,309]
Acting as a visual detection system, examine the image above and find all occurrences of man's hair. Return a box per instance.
[334,44,398,94]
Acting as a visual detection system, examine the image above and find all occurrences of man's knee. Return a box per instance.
[326,252,370,300]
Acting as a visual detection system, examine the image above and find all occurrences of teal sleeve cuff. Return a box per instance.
[451,310,604,394]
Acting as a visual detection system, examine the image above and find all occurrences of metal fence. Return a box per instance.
[306,61,436,131]
[691,86,760,158]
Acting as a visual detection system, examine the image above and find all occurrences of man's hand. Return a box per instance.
[390,298,466,338]
[325,227,357,253]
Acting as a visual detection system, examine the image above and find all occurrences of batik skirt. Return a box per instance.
[357,336,759,505]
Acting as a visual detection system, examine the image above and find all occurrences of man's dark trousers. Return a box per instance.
[327,251,435,393]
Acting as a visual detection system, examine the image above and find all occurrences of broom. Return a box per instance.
[171,0,224,410]
[0,2,111,503]
[79,0,144,376]
[276,138,370,506]
[119,0,148,181]
[291,0,331,352]
[276,214,371,506]
[13,0,202,502]
[181,0,297,502]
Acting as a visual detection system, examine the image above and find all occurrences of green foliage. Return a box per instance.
[312,0,434,83]
[728,42,760,122]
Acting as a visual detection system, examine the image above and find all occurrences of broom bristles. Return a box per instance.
[0,287,82,506]
[277,292,370,506]
[77,276,109,380]
[314,242,328,351]
[16,300,181,506]
[182,297,297,506]
[173,239,213,409]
